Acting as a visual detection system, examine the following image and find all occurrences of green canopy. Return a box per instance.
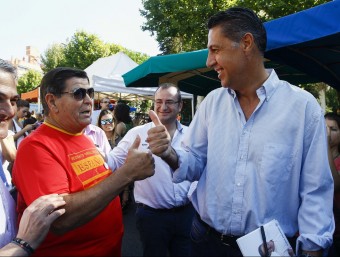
[123,49,317,96]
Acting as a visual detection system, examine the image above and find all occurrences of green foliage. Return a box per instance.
[41,31,150,72]
[239,0,330,21]
[326,87,340,113]
[141,0,233,53]
[63,31,111,70]
[17,69,43,94]
[140,0,330,53]
[41,43,66,73]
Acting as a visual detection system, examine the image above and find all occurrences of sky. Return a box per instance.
[0,0,161,61]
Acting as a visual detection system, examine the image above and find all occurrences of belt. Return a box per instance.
[196,214,240,248]
[136,203,190,213]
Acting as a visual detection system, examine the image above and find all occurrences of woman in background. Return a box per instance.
[325,112,340,256]
[97,110,116,149]
[114,103,134,145]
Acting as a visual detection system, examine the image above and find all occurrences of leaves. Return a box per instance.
[41,31,150,72]
[140,0,330,53]
[17,70,43,94]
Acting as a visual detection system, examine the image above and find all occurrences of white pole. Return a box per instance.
[38,87,41,112]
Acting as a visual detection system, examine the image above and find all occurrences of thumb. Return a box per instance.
[149,110,162,126]
[130,135,141,150]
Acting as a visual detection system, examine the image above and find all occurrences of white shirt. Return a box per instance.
[1,130,15,189]
[84,124,111,155]
[12,119,26,148]
[108,121,195,209]
[0,169,17,248]
[91,110,101,125]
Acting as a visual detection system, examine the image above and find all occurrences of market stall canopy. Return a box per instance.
[21,87,39,102]
[85,51,193,101]
[123,1,340,96]
[265,0,340,90]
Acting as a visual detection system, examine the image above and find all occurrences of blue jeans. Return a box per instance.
[136,203,194,256]
[190,213,243,257]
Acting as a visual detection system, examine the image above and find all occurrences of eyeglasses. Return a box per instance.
[101,118,113,125]
[101,101,110,104]
[154,100,180,107]
[60,88,95,101]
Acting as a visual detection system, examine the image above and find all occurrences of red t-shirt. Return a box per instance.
[12,123,123,256]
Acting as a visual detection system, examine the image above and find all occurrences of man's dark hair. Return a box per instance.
[16,99,30,109]
[155,83,182,103]
[40,67,89,116]
[0,59,17,80]
[207,7,267,55]
[114,103,132,124]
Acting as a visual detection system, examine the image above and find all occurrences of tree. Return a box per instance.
[140,0,330,54]
[41,43,66,73]
[326,86,340,113]
[141,0,232,53]
[41,31,150,72]
[239,0,331,21]
[63,31,111,70]
[17,69,43,94]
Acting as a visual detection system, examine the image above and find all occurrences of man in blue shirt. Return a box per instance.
[146,7,334,257]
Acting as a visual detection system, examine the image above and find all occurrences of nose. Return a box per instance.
[84,93,93,105]
[206,51,216,68]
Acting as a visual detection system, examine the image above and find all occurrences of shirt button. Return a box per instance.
[237,183,241,186]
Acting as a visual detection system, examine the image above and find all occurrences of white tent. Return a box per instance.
[85,51,193,100]
[85,52,194,117]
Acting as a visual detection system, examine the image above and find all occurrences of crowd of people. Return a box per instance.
[0,6,338,257]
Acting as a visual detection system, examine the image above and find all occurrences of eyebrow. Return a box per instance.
[0,92,20,99]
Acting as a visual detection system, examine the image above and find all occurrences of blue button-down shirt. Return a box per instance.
[174,69,334,251]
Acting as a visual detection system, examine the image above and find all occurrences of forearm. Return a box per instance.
[0,242,29,257]
[162,147,179,170]
[51,165,132,234]
[13,128,28,141]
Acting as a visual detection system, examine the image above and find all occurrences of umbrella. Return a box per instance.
[123,1,340,96]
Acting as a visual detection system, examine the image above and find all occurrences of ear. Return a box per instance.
[241,33,255,52]
[178,101,183,113]
[45,93,59,113]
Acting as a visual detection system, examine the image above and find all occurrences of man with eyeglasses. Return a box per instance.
[12,67,155,256]
[91,97,112,125]
[108,83,196,256]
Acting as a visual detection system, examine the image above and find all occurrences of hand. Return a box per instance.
[124,135,155,181]
[16,194,66,250]
[146,110,172,158]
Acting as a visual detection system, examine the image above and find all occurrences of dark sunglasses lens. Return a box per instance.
[73,88,86,100]
[88,88,94,99]
[73,88,95,100]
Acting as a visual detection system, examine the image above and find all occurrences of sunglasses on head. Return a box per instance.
[101,118,113,125]
[60,88,95,101]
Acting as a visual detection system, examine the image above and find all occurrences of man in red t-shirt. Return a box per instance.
[12,67,155,256]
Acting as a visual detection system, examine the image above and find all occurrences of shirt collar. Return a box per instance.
[227,69,280,102]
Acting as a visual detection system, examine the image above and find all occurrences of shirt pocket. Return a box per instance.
[259,143,296,184]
